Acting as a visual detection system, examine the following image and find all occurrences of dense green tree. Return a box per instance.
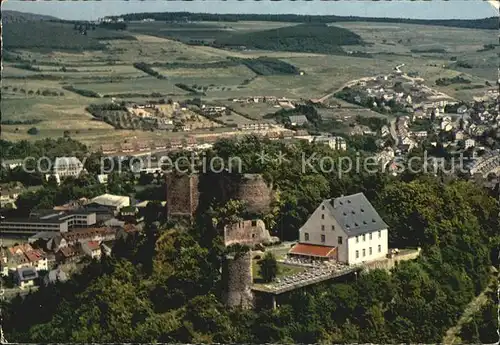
[258,252,279,282]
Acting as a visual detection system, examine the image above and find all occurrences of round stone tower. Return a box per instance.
[235,174,273,215]
[221,250,254,308]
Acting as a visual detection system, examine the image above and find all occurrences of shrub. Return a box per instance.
[27,127,40,135]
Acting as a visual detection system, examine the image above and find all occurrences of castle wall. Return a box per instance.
[362,248,421,272]
[224,219,272,247]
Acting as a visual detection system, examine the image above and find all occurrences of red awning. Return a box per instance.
[289,243,337,258]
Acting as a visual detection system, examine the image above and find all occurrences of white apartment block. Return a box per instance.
[0,211,97,236]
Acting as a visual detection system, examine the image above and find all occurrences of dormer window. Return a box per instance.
[352,210,355,214]
[360,208,364,212]
[347,200,351,203]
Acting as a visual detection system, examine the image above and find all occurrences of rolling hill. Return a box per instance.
[213,23,364,54]
[2,10,58,24]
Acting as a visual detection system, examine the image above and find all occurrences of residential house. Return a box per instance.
[0,188,21,207]
[121,143,134,153]
[136,142,150,152]
[313,136,347,151]
[289,193,389,265]
[238,122,272,131]
[16,267,38,289]
[381,125,390,137]
[24,249,48,271]
[101,144,117,155]
[288,115,309,126]
[44,268,68,286]
[412,131,428,139]
[81,241,102,260]
[53,157,85,178]
[97,174,108,184]
[1,159,23,170]
[56,245,83,263]
[47,227,116,252]
[101,241,114,257]
[413,109,425,119]
[441,122,453,132]
[465,138,476,150]
[455,130,465,141]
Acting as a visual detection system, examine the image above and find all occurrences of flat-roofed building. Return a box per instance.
[0,210,97,236]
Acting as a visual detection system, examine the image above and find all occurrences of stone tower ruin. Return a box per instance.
[165,173,200,220]
[221,250,254,308]
[235,174,273,215]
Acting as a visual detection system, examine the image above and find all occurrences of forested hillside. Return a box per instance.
[2,136,499,343]
[214,23,363,54]
[2,10,57,24]
[3,21,134,51]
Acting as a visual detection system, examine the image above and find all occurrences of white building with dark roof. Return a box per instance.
[53,157,84,178]
[16,266,38,289]
[289,193,389,265]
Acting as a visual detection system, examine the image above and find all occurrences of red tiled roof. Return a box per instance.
[24,250,45,263]
[86,241,101,251]
[62,227,115,242]
[289,243,337,258]
[9,244,33,256]
[59,245,80,258]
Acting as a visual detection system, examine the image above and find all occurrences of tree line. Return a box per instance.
[117,12,497,30]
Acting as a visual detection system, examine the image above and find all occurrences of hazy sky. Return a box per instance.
[2,0,498,21]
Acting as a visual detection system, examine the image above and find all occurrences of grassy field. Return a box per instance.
[2,19,495,145]
[252,259,306,283]
[70,78,188,96]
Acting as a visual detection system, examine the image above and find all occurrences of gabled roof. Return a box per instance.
[288,115,308,124]
[89,194,129,208]
[326,193,388,237]
[53,157,83,169]
[17,266,38,281]
[85,241,100,251]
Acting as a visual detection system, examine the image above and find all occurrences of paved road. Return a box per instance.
[316,76,380,104]
[442,278,494,344]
